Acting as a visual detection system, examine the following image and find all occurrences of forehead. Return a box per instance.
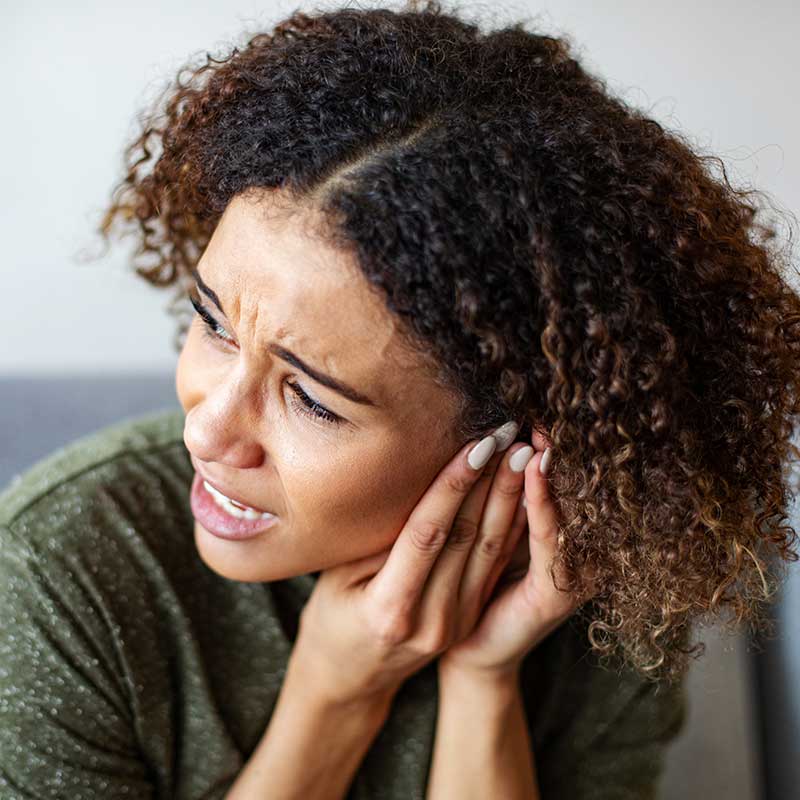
[200,193,437,412]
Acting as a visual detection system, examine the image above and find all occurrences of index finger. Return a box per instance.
[369,434,498,614]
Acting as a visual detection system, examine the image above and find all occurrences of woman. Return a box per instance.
[2,1,798,797]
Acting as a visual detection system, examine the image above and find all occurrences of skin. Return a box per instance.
[176,190,475,583]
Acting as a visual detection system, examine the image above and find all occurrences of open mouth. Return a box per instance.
[202,479,276,520]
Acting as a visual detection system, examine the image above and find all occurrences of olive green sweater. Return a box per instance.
[0,408,687,799]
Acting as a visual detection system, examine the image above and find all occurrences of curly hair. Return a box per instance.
[97,0,800,684]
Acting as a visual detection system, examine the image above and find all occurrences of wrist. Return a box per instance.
[285,643,396,726]
[428,659,538,800]
[437,658,522,696]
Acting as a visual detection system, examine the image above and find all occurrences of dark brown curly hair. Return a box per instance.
[97,0,800,684]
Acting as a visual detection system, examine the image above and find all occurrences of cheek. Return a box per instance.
[292,441,444,549]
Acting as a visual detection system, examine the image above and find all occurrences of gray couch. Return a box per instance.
[2,375,797,800]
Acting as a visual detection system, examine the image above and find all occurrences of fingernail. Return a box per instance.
[539,447,552,476]
[467,435,497,470]
[509,445,534,472]
[522,496,527,508]
[491,420,519,452]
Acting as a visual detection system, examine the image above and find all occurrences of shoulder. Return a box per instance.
[0,409,189,797]
[0,407,194,614]
[0,406,187,529]
[0,404,196,692]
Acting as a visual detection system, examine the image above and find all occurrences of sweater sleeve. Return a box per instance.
[0,524,156,800]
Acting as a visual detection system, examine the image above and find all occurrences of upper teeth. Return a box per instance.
[203,480,275,520]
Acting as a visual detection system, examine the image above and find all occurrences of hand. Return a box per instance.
[291,426,536,708]
[437,429,591,681]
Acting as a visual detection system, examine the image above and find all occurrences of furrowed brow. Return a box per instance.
[190,267,378,408]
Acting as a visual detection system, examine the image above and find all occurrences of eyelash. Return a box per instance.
[188,294,343,427]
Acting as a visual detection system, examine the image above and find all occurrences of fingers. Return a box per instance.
[369,433,499,616]
[416,438,528,634]
[523,448,559,537]
[504,508,531,575]
[482,499,529,605]
[452,443,533,623]
[522,448,579,616]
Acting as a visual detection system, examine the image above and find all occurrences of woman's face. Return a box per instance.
[176,192,465,582]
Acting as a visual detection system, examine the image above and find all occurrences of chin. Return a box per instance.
[191,520,302,583]
[191,520,331,583]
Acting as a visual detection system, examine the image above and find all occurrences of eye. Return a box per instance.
[188,294,344,427]
[190,295,234,344]
[285,380,342,426]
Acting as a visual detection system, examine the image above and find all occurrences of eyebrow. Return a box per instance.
[190,268,378,408]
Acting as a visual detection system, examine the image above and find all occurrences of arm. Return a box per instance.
[0,521,392,800]
[425,664,541,800]
[224,648,395,800]
[0,525,156,798]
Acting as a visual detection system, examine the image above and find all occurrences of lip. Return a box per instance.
[190,456,275,515]
[190,472,279,540]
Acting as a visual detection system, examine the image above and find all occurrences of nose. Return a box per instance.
[182,375,266,470]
